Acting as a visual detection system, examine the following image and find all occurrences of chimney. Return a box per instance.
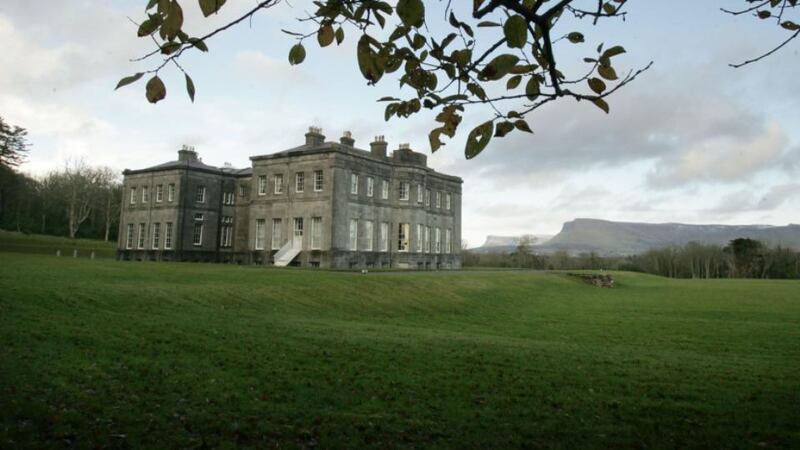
[305,126,325,146]
[178,145,198,162]
[340,130,355,147]
[370,135,387,158]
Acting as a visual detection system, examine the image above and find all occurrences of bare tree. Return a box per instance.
[47,160,117,239]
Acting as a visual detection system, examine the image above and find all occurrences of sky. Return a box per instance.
[1,0,799,247]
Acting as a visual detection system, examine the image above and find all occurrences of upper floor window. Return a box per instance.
[258,175,267,195]
[350,173,359,195]
[399,182,409,201]
[314,170,324,192]
[381,179,389,199]
[239,184,249,197]
[446,193,452,210]
[194,213,204,222]
[417,184,424,203]
[195,186,206,203]
[425,189,431,207]
[141,186,149,203]
[168,184,175,202]
[223,192,235,205]
[155,185,163,203]
[367,177,374,197]
[274,174,284,194]
[435,191,441,208]
[129,187,136,205]
[295,172,304,193]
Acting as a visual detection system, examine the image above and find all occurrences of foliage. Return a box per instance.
[120,0,799,159]
[0,116,29,168]
[1,254,799,447]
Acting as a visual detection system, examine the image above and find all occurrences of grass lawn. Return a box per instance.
[0,230,117,259]
[1,253,798,448]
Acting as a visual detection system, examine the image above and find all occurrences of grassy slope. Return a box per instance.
[0,230,117,258]
[0,253,798,449]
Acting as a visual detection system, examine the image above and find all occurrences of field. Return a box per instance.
[0,230,117,259]
[1,250,799,448]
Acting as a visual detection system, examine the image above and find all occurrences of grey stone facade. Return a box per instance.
[118,129,463,269]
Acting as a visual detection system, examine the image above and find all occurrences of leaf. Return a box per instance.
[115,73,144,90]
[356,34,383,83]
[601,45,626,59]
[479,54,520,81]
[525,76,540,100]
[429,128,443,152]
[588,77,606,94]
[318,24,334,47]
[514,120,533,133]
[185,73,195,102]
[597,64,618,80]
[465,121,493,159]
[602,2,616,14]
[757,10,771,19]
[781,20,800,30]
[188,38,208,51]
[288,43,306,65]
[335,27,345,45]
[592,97,610,113]
[161,0,184,41]
[506,75,522,90]
[199,0,227,17]
[477,21,501,27]
[145,75,166,103]
[160,42,182,55]
[467,82,487,100]
[567,32,584,43]
[494,121,514,137]
[503,15,528,49]
[137,18,159,37]
[396,0,425,28]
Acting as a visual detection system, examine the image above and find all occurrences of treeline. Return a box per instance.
[0,161,122,241]
[463,238,800,279]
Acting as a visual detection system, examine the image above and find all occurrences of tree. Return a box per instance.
[0,116,29,168]
[46,161,118,239]
[120,1,799,159]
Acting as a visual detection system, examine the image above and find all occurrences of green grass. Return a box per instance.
[1,253,799,449]
[0,230,117,259]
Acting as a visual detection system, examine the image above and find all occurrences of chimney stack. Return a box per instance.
[178,145,198,162]
[370,135,387,158]
[305,126,325,146]
[340,130,355,147]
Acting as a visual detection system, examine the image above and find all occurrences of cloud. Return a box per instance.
[234,50,310,83]
[708,183,800,214]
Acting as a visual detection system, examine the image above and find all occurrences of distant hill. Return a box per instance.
[472,234,553,253]
[538,219,800,255]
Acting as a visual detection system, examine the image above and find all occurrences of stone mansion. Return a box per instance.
[117,128,462,269]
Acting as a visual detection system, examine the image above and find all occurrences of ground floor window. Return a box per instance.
[435,228,441,253]
[152,223,160,249]
[425,226,431,253]
[193,223,203,246]
[397,223,410,252]
[380,222,389,252]
[125,224,133,249]
[137,223,146,249]
[445,229,452,254]
[416,224,423,252]
[271,218,282,250]
[255,219,266,250]
[311,217,322,250]
[350,219,358,251]
[164,222,173,249]
[221,217,233,248]
[364,220,374,251]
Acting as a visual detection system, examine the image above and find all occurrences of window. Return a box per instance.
[193,223,203,246]
[435,192,441,208]
[221,217,233,247]
[381,179,389,199]
[367,177,374,197]
[364,221,374,251]
[445,229,452,254]
[417,184,424,203]
[239,185,248,197]
[164,223,173,249]
[258,175,267,195]
[142,186,149,203]
[416,224,423,252]
[274,174,283,194]
[295,172,304,193]
[399,182,409,201]
[293,217,304,247]
[255,219,266,250]
[152,223,160,249]
[380,222,389,252]
[311,217,322,250]
[314,170,324,192]
[446,193,452,210]
[195,186,206,203]
[435,228,441,253]
[425,226,431,253]
[350,173,358,195]
[425,189,431,207]
[125,224,133,249]
[129,187,136,205]
[397,223,410,252]
[137,223,146,249]
[156,185,163,203]
[168,184,175,202]
[349,219,358,251]
[194,213,203,222]
[271,218,282,250]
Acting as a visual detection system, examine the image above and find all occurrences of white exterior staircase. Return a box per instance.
[273,240,302,267]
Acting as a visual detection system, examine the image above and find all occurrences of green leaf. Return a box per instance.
[199,0,227,17]
[185,73,195,102]
[479,54,520,81]
[781,20,800,30]
[525,76,540,100]
[396,0,425,28]
[429,128,443,152]
[592,97,610,114]
[597,64,618,80]
[318,24,335,47]
[335,27,345,45]
[494,121,514,137]
[161,0,184,41]
[356,34,383,83]
[288,43,306,65]
[188,38,208,51]
[601,45,626,59]
[567,32,584,43]
[115,73,144,90]
[467,82,487,100]
[145,75,166,104]
[137,18,159,37]
[757,10,771,19]
[477,21,501,27]
[506,75,522,90]
[465,121,494,159]
[588,77,606,94]
[503,15,528,48]
[514,120,533,133]
[160,42,182,55]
